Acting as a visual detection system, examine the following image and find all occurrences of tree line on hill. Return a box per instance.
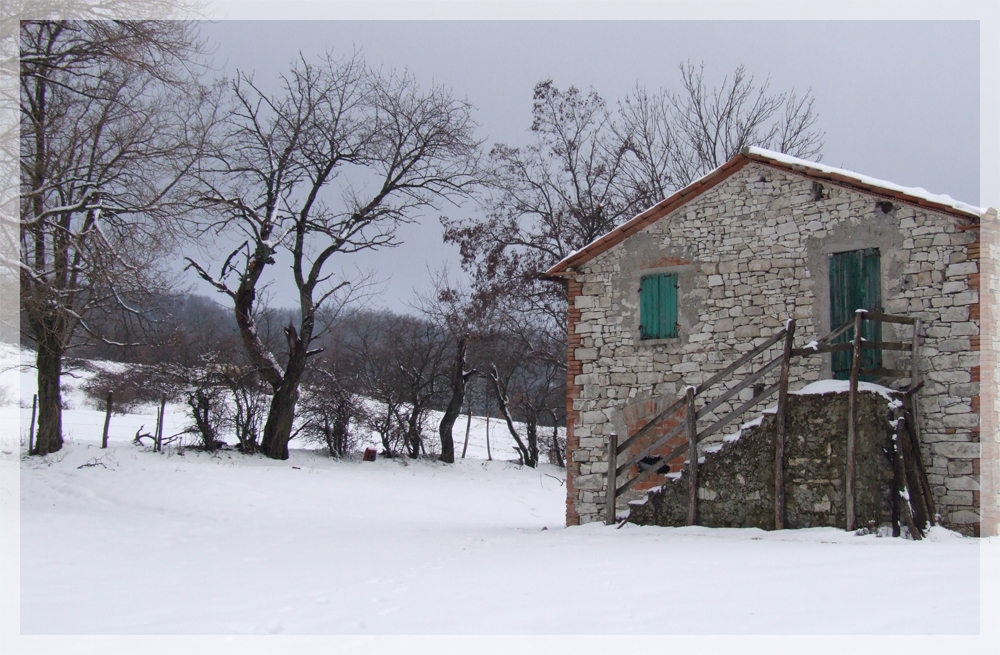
[13,15,823,462]
[60,288,567,466]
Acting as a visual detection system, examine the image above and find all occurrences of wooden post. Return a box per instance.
[685,386,699,526]
[605,433,618,526]
[461,409,472,459]
[28,394,37,455]
[897,415,929,534]
[155,394,166,453]
[891,429,922,540]
[890,430,901,538]
[101,391,113,449]
[908,318,925,509]
[774,319,796,530]
[846,311,864,531]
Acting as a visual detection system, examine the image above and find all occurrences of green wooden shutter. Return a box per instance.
[830,249,881,379]
[640,273,678,339]
[661,273,678,338]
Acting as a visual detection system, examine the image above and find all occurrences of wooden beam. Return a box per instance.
[909,318,924,467]
[695,356,783,421]
[862,310,917,325]
[902,399,937,526]
[897,415,929,533]
[892,429,923,541]
[605,433,618,526]
[818,317,858,347]
[616,419,686,478]
[775,319,795,530]
[796,341,913,356]
[694,329,787,395]
[846,311,863,532]
[697,382,780,442]
[857,367,910,378]
[616,439,687,498]
[862,341,912,351]
[685,386,698,526]
[616,395,685,454]
[890,430,901,538]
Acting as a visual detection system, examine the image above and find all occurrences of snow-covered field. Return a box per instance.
[2,345,997,652]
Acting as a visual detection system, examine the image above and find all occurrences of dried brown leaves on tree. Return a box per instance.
[443,63,825,371]
[16,19,216,455]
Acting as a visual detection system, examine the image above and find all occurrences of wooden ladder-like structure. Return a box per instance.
[605,310,931,534]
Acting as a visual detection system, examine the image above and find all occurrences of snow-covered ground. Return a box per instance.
[2,345,996,651]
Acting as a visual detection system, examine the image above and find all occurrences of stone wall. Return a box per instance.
[626,390,895,530]
[564,162,980,534]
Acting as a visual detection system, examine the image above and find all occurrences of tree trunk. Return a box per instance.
[438,335,472,464]
[33,338,64,456]
[260,380,300,460]
[489,365,535,467]
[551,422,564,467]
[406,407,421,459]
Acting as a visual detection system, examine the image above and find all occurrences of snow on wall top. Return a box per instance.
[745,147,985,217]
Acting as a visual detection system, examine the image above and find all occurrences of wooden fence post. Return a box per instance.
[101,391,113,449]
[846,311,864,531]
[606,433,618,526]
[155,394,166,453]
[28,394,37,455]
[775,319,796,530]
[685,386,699,526]
[908,318,924,480]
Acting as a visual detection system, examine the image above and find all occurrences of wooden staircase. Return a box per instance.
[606,310,932,535]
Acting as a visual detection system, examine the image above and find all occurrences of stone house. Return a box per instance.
[545,147,993,536]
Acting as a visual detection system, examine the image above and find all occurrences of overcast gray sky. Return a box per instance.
[188,18,983,313]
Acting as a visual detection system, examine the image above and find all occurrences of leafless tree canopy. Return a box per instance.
[617,62,824,206]
[17,19,214,455]
[187,51,483,459]
[443,64,824,393]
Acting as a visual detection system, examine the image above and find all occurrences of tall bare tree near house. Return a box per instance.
[443,80,633,356]
[615,62,824,207]
[443,68,824,427]
[188,55,481,459]
[15,20,215,455]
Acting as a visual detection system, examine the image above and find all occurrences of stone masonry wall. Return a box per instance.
[565,162,980,534]
[627,390,896,531]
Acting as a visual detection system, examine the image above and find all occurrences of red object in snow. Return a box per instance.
[363,448,377,462]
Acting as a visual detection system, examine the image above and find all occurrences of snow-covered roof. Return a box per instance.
[745,147,985,217]
[545,148,984,277]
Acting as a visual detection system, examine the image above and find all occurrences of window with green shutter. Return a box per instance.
[639,272,678,339]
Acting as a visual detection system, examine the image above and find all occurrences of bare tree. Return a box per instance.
[16,20,214,455]
[416,270,479,464]
[187,51,481,460]
[444,68,824,430]
[443,80,633,353]
[616,62,824,202]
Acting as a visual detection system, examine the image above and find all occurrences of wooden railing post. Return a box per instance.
[685,386,699,526]
[606,433,618,526]
[775,318,796,530]
[909,318,923,449]
[846,311,864,531]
